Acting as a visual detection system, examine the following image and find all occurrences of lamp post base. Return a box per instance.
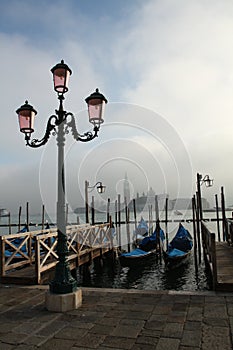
[45,288,82,312]
[49,279,77,295]
[49,258,78,294]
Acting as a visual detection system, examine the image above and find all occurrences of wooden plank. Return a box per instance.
[215,242,233,291]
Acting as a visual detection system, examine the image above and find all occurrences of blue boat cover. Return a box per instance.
[139,228,165,252]
[169,224,192,252]
[167,248,187,257]
[121,248,149,257]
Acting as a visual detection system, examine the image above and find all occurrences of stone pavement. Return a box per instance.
[0,284,233,349]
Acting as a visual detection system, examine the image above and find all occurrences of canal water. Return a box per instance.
[74,209,217,292]
[0,209,221,291]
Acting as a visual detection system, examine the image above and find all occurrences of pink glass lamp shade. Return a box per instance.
[85,88,108,127]
[51,60,72,94]
[16,100,37,134]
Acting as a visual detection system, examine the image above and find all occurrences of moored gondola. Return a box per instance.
[163,223,193,268]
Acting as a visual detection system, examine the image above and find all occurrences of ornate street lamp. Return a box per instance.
[196,173,213,220]
[16,60,107,296]
[84,181,106,223]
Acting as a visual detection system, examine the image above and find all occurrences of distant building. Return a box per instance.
[170,197,210,210]
[170,198,192,210]
[123,172,130,204]
[128,191,168,212]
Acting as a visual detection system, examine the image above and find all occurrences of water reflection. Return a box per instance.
[76,251,211,291]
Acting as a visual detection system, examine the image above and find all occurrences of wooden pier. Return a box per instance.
[202,220,233,291]
[0,223,114,285]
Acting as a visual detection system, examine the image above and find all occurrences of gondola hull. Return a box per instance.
[119,248,157,267]
[163,249,192,268]
[163,224,193,268]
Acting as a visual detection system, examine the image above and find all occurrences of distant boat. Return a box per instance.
[174,210,183,215]
[163,223,193,268]
[0,208,9,217]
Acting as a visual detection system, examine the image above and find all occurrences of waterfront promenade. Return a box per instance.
[0,284,232,349]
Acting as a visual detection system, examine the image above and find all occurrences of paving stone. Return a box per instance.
[144,319,166,331]
[36,320,67,337]
[0,342,15,350]
[162,322,183,338]
[181,329,201,347]
[73,334,106,348]
[136,334,159,346]
[55,325,88,340]
[23,335,48,347]
[0,322,21,333]
[12,345,37,350]
[187,306,203,321]
[89,324,115,335]
[155,337,180,350]
[203,317,229,327]
[132,345,156,350]
[152,305,172,315]
[202,325,231,350]
[0,332,27,345]
[119,318,145,327]
[13,321,42,334]
[184,321,202,330]
[172,303,188,312]
[140,329,162,338]
[96,317,120,327]
[111,324,142,338]
[204,303,228,319]
[166,311,186,323]
[101,335,135,349]
[38,337,76,350]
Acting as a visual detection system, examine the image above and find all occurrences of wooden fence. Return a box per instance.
[201,222,217,289]
[0,223,112,284]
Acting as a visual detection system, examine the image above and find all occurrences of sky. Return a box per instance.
[1,0,233,216]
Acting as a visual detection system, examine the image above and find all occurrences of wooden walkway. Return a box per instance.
[202,221,233,291]
[0,223,114,285]
[215,242,233,291]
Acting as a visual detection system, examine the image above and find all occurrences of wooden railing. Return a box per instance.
[225,219,233,246]
[0,223,112,284]
[201,222,217,289]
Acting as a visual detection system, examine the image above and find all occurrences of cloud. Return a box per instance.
[1,0,233,214]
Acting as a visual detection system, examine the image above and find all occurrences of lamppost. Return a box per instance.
[85,181,106,223]
[16,60,107,299]
[196,173,213,220]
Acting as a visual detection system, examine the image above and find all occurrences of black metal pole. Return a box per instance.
[85,180,89,224]
[49,96,77,294]
[197,173,203,221]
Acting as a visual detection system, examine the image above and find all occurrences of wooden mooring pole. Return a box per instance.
[41,204,45,230]
[192,196,198,271]
[215,194,221,241]
[117,194,121,250]
[18,206,22,232]
[165,197,168,251]
[107,198,110,223]
[26,202,29,230]
[91,196,95,225]
[155,195,159,221]
[133,198,137,231]
[221,186,228,241]
[196,192,202,264]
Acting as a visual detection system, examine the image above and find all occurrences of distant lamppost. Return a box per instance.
[196,173,213,220]
[85,181,106,223]
[16,60,107,297]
